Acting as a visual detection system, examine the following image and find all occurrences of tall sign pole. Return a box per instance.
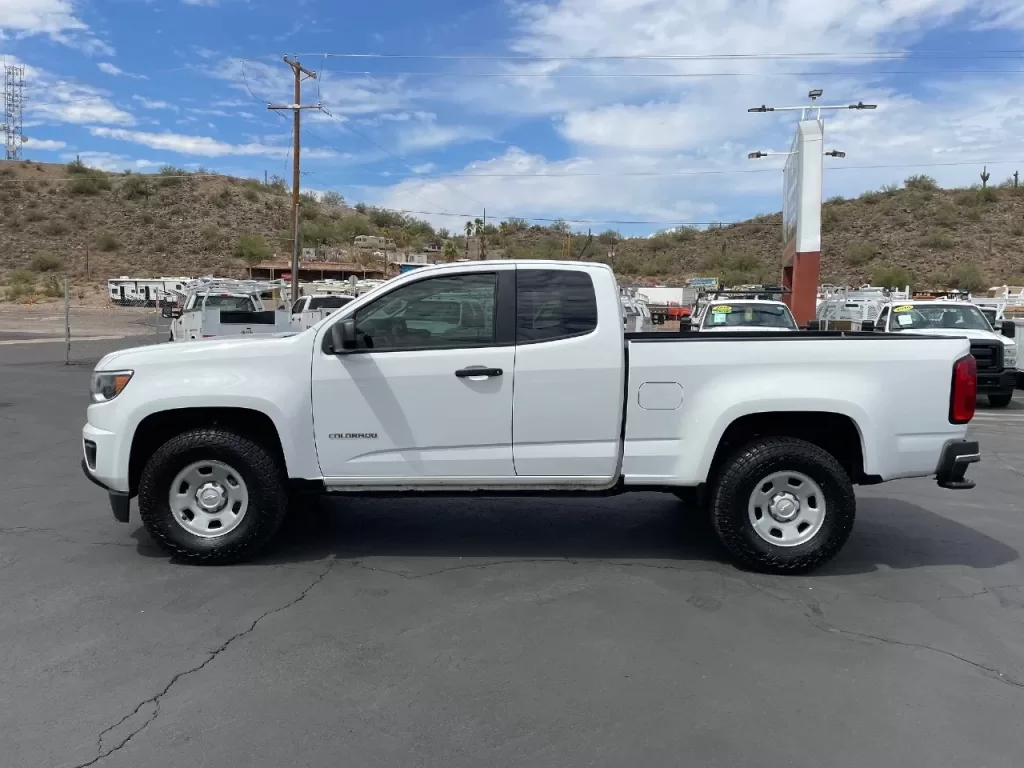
[747,90,876,325]
[269,57,322,303]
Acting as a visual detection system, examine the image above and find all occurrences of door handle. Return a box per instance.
[455,367,503,378]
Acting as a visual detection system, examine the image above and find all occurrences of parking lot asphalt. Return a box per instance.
[2,359,1023,768]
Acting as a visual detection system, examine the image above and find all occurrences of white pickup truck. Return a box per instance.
[83,260,981,574]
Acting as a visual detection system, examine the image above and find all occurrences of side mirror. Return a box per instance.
[806,320,821,331]
[678,318,692,332]
[1002,320,1016,339]
[329,318,358,353]
[861,320,876,333]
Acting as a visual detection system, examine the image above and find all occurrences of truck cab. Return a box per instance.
[871,300,1018,407]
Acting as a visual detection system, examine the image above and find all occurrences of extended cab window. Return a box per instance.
[516,270,597,343]
[353,273,496,351]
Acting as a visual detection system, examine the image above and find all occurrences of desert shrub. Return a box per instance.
[42,220,68,236]
[120,175,152,200]
[243,186,259,202]
[844,242,879,266]
[904,174,938,191]
[872,266,912,288]
[96,232,120,252]
[919,231,954,250]
[943,263,988,292]
[200,224,222,250]
[233,234,271,265]
[9,268,35,285]
[29,252,62,272]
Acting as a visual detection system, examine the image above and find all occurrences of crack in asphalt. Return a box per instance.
[69,559,338,768]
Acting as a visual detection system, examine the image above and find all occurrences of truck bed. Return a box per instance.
[622,331,972,486]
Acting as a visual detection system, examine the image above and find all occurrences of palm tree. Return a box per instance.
[464,221,473,256]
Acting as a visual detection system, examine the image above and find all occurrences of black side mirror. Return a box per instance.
[861,320,876,333]
[678,318,692,332]
[806,320,821,331]
[1002,320,1016,339]
[329,318,358,353]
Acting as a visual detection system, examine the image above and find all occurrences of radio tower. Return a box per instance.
[3,64,26,161]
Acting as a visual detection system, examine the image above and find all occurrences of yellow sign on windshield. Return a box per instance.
[893,305,913,313]
[711,305,732,314]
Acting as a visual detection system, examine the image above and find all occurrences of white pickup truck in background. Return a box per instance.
[289,293,356,331]
[863,300,1018,407]
[84,260,981,574]
[167,286,293,342]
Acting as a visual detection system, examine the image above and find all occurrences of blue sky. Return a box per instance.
[4,0,1024,235]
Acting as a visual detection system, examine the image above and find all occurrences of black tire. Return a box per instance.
[710,437,855,574]
[988,391,1013,408]
[138,428,288,564]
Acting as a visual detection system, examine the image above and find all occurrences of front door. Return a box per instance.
[312,268,516,482]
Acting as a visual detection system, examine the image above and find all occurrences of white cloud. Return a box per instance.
[98,62,148,79]
[395,113,491,152]
[88,126,339,160]
[0,0,113,54]
[133,95,177,111]
[22,138,67,151]
[347,0,1024,232]
[58,151,163,172]
[13,59,136,126]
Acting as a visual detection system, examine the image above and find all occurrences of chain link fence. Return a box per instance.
[63,279,171,365]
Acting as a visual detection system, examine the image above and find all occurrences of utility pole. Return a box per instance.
[481,207,487,259]
[269,57,322,302]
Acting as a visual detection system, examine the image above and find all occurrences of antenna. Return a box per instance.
[2,64,26,161]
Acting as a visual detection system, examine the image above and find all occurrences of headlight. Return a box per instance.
[1005,344,1018,368]
[91,370,133,402]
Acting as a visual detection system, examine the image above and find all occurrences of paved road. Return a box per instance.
[2,362,1022,768]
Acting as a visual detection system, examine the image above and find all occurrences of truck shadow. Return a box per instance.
[208,492,1018,576]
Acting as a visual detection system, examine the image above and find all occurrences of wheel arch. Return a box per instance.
[707,411,869,486]
[128,407,286,496]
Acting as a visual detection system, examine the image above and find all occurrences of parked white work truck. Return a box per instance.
[83,261,981,574]
[166,279,293,342]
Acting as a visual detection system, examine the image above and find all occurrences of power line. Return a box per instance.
[308,158,1024,181]
[295,50,1024,62]
[319,68,1024,79]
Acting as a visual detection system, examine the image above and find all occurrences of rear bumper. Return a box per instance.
[935,440,980,490]
[81,458,131,523]
[977,370,1016,393]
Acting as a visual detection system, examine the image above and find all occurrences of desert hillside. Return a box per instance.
[3,159,1024,302]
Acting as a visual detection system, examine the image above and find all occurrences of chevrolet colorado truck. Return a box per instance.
[83,261,981,574]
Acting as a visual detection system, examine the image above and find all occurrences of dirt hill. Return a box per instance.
[3,160,1024,303]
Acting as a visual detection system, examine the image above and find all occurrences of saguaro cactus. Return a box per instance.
[981,166,990,188]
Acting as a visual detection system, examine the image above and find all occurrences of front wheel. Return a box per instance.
[988,391,1013,408]
[138,428,288,564]
[710,437,855,574]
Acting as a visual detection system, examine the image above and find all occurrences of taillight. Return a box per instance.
[949,354,977,424]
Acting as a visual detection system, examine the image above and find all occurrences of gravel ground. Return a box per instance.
[2,360,1022,768]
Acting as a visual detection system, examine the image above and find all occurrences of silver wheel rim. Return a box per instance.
[747,470,826,547]
[169,460,249,539]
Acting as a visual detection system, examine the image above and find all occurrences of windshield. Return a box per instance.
[308,296,353,310]
[702,302,797,329]
[979,308,998,328]
[889,304,992,331]
[202,295,255,310]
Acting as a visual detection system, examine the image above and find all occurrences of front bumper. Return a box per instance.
[935,440,981,490]
[977,369,1017,394]
[82,459,131,522]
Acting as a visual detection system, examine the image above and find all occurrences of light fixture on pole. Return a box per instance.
[744,88,878,327]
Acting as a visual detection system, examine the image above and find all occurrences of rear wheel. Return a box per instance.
[988,390,1013,408]
[138,428,288,564]
[710,437,855,574]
